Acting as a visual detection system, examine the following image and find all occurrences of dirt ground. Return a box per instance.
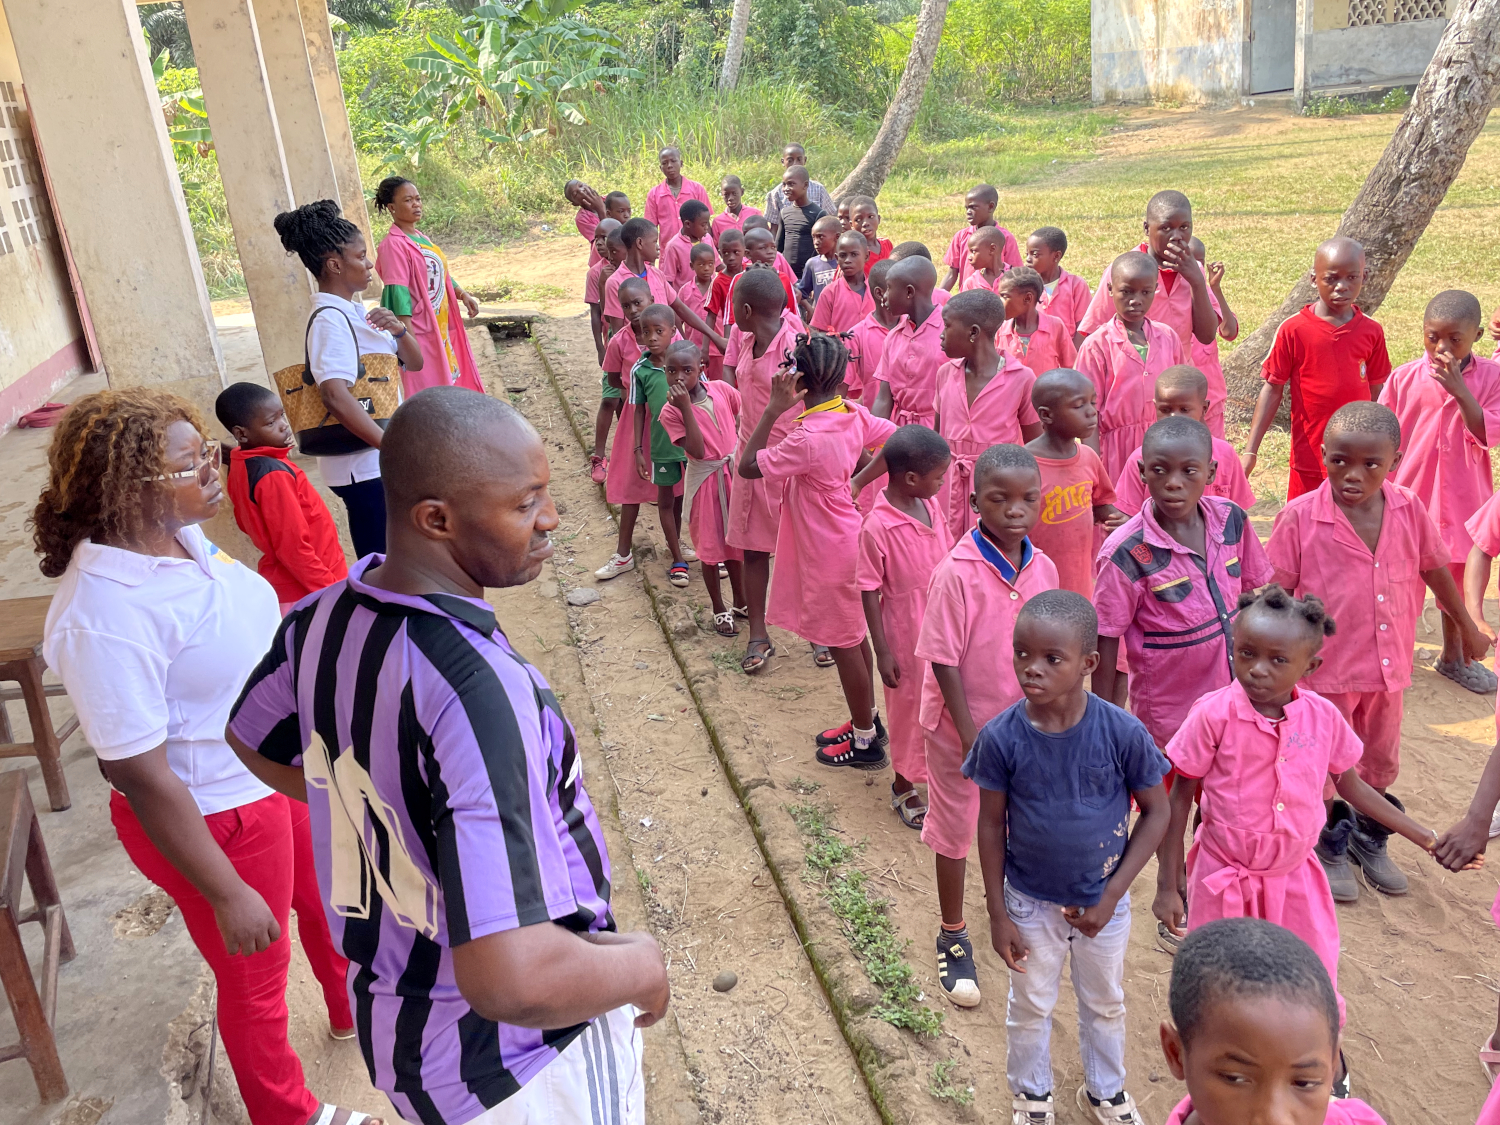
[479,307,1500,1125]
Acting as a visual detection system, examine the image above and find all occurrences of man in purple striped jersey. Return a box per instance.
[229,388,668,1125]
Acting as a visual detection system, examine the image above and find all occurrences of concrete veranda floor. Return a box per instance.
[0,323,392,1125]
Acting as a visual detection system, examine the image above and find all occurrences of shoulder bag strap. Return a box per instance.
[302,303,368,387]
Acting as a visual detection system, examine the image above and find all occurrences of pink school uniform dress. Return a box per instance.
[932,356,1039,541]
[659,380,744,567]
[1112,436,1255,516]
[1095,497,1274,748]
[1038,270,1091,339]
[943,224,1021,289]
[811,274,876,336]
[857,493,952,784]
[1379,352,1500,581]
[725,317,804,554]
[1193,330,1229,439]
[1031,445,1117,598]
[602,330,676,507]
[1078,247,1210,359]
[996,312,1077,379]
[914,533,1059,859]
[958,271,1003,295]
[676,278,714,355]
[1166,680,1365,1020]
[577,207,601,266]
[757,402,898,648]
[1266,480,1447,790]
[1166,1096,1385,1125]
[845,313,892,404]
[644,178,711,246]
[660,232,719,290]
[602,263,678,322]
[874,310,946,427]
[1075,316,1186,482]
[711,206,762,244]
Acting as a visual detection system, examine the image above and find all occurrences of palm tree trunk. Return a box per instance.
[1223,0,1500,415]
[720,0,751,91]
[831,0,950,200]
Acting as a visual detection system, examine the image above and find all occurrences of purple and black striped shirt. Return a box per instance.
[229,558,613,1125]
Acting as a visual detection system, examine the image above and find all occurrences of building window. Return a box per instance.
[1391,0,1445,17]
[1347,0,1386,23]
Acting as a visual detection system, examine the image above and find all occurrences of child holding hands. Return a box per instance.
[972,591,1169,1125]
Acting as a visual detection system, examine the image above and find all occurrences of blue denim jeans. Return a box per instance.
[1002,881,1132,1101]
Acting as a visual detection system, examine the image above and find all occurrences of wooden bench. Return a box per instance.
[0,769,74,1102]
[0,596,74,812]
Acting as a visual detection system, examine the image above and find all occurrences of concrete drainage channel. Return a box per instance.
[523,324,905,1125]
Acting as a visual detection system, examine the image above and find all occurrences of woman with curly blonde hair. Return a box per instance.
[36,388,382,1125]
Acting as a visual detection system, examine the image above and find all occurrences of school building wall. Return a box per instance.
[0,1,88,433]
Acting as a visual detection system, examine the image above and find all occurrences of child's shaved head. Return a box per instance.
[1156,364,1209,401]
[744,227,775,251]
[946,289,1005,334]
[735,267,786,314]
[742,213,772,233]
[868,258,894,290]
[690,241,717,263]
[722,173,743,189]
[969,183,1000,207]
[1325,399,1402,449]
[718,227,745,251]
[887,256,937,295]
[1426,289,1483,327]
[974,442,1040,490]
[621,217,656,249]
[617,275,652,303]
[813,215,843,237]
[1314,235,1364,270]
[836,229,867,254]
[1146,189,1192,221]
[847,194,878,215]
[1143,414,1212,460]
[1030,226,1067,254]
[890,241,932,261]
[596,217,622,238]
[971,226,1008,252]
[639,302,676,329]
[1031,367,1093,411]
[1111,250,1159,286]
[884,424,951,477]
[1018,589,1099,654]
[784,165,810,185]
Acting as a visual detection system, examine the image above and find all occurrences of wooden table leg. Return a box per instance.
[15,657,68,813]
[0,908,67,1102]
[24,814,72,963]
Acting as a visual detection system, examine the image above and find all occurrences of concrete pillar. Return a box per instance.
[256,0,339,208]
[298,0,377,257]
[182,0,310,377]
[3,0,224,398]
[1293,0,1313,108]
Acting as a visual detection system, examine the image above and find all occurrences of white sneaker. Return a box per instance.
[1012,1092,1054,1124]
[680,544,698,562]
[594,553,635,580]
[1077,1086,1141,1124]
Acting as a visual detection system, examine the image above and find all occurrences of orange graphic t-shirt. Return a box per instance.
[1030,445,1117,598]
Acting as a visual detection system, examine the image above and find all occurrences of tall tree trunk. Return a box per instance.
[831,0,949,200]
[720,0,751,90]
[1224,0,1500,416]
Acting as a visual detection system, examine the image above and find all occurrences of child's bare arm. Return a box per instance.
[589,303,606,363]
[605,314,625,336]
[932,663,979,753]
[1430,351,1489,444]
[871,380,894,420]
[1241,382,1285,474]
[1206,262,1239,340]
[1422,563,1492,663]
[605,368,625,392]
[737,371,804,480]
[1092,635,1121,703]
[1436,739,1500,871]
[976,788,1028,971]
[1152,775,1199,935]
[1093,503,1129,531]
[1020,420,1043,443]
[1465,542,1496,644]
[1070,781,1171,938]
[669,298,727,353]
[670,383,708,460]
[863,590,901,688]
[633,402,650,481]
[1333,768,1442,853]
[1160,242,1216,345]
[851,451,887,501]
[940,266,959,293]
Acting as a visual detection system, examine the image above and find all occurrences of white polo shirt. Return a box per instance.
[43,524,279,816]
[306,291,400,488]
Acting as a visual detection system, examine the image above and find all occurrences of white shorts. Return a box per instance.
[462,1006,644,1125]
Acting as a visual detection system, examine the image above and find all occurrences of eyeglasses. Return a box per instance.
[141,440,221,488]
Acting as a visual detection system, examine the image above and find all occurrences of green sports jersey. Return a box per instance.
[630,355,686,464]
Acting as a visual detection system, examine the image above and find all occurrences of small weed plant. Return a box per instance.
[787,803,943,1036]
[928,1058,975,1106]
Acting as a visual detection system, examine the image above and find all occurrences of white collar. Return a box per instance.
[72,526,214,587]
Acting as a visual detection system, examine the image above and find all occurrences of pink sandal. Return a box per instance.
[1481,1035,1500,1084]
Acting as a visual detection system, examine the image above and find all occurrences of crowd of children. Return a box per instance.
[565,148,1500,1125]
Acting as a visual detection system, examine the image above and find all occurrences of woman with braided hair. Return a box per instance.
[275,198,423,558]
[36,390,382,1125]
[738,331,898,770]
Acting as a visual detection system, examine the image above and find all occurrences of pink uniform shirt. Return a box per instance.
[603,263,678,321]
[1467,488,1500,560]
[659,380,743,566]
[711,206,762,244]
[1266,480,1447,694]
[1378,353,1500,566]
[758,404,898,648]
[1166,681,1364,1011]
[1113,436,1255,516]
[1095,497,1274,747]
[601,324,642,380]
[845,313,893,403]
[676,278,714,353]
[644,178,711,246]
[811,273,876,335]
[603,330,665,506]
[915,534,1060,754]
[874,309,947,427]
[996,312,1077,379]
[660,232,718,290]
[943,224,1021,289]
[584,260,615,307]
[857,493,952,783]
[727,318,804,553]
[1078,246,1207,357]
[933,356,1039,540]
[1166,1096,1386,1124]
[1192,331,1229,438]
[959,272,1003,295]
[1074,316,1186,482]
[1037,269,1091,338]
[577,207,601,266]
[1031,445,1117,598]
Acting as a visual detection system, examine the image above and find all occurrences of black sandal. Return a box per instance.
[741,639,775,674]
[813,645,836,668]
[891,786,927,829]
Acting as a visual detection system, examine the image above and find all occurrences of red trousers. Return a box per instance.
[112,790,351,1125]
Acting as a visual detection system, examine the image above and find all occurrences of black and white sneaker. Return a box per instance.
[935,927,981,1007]
[815,734,889,770]
[1331,1052,1352,1100]
[815,713,887,748]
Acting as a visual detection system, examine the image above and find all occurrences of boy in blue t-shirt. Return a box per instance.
[965,590,1170,1125]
